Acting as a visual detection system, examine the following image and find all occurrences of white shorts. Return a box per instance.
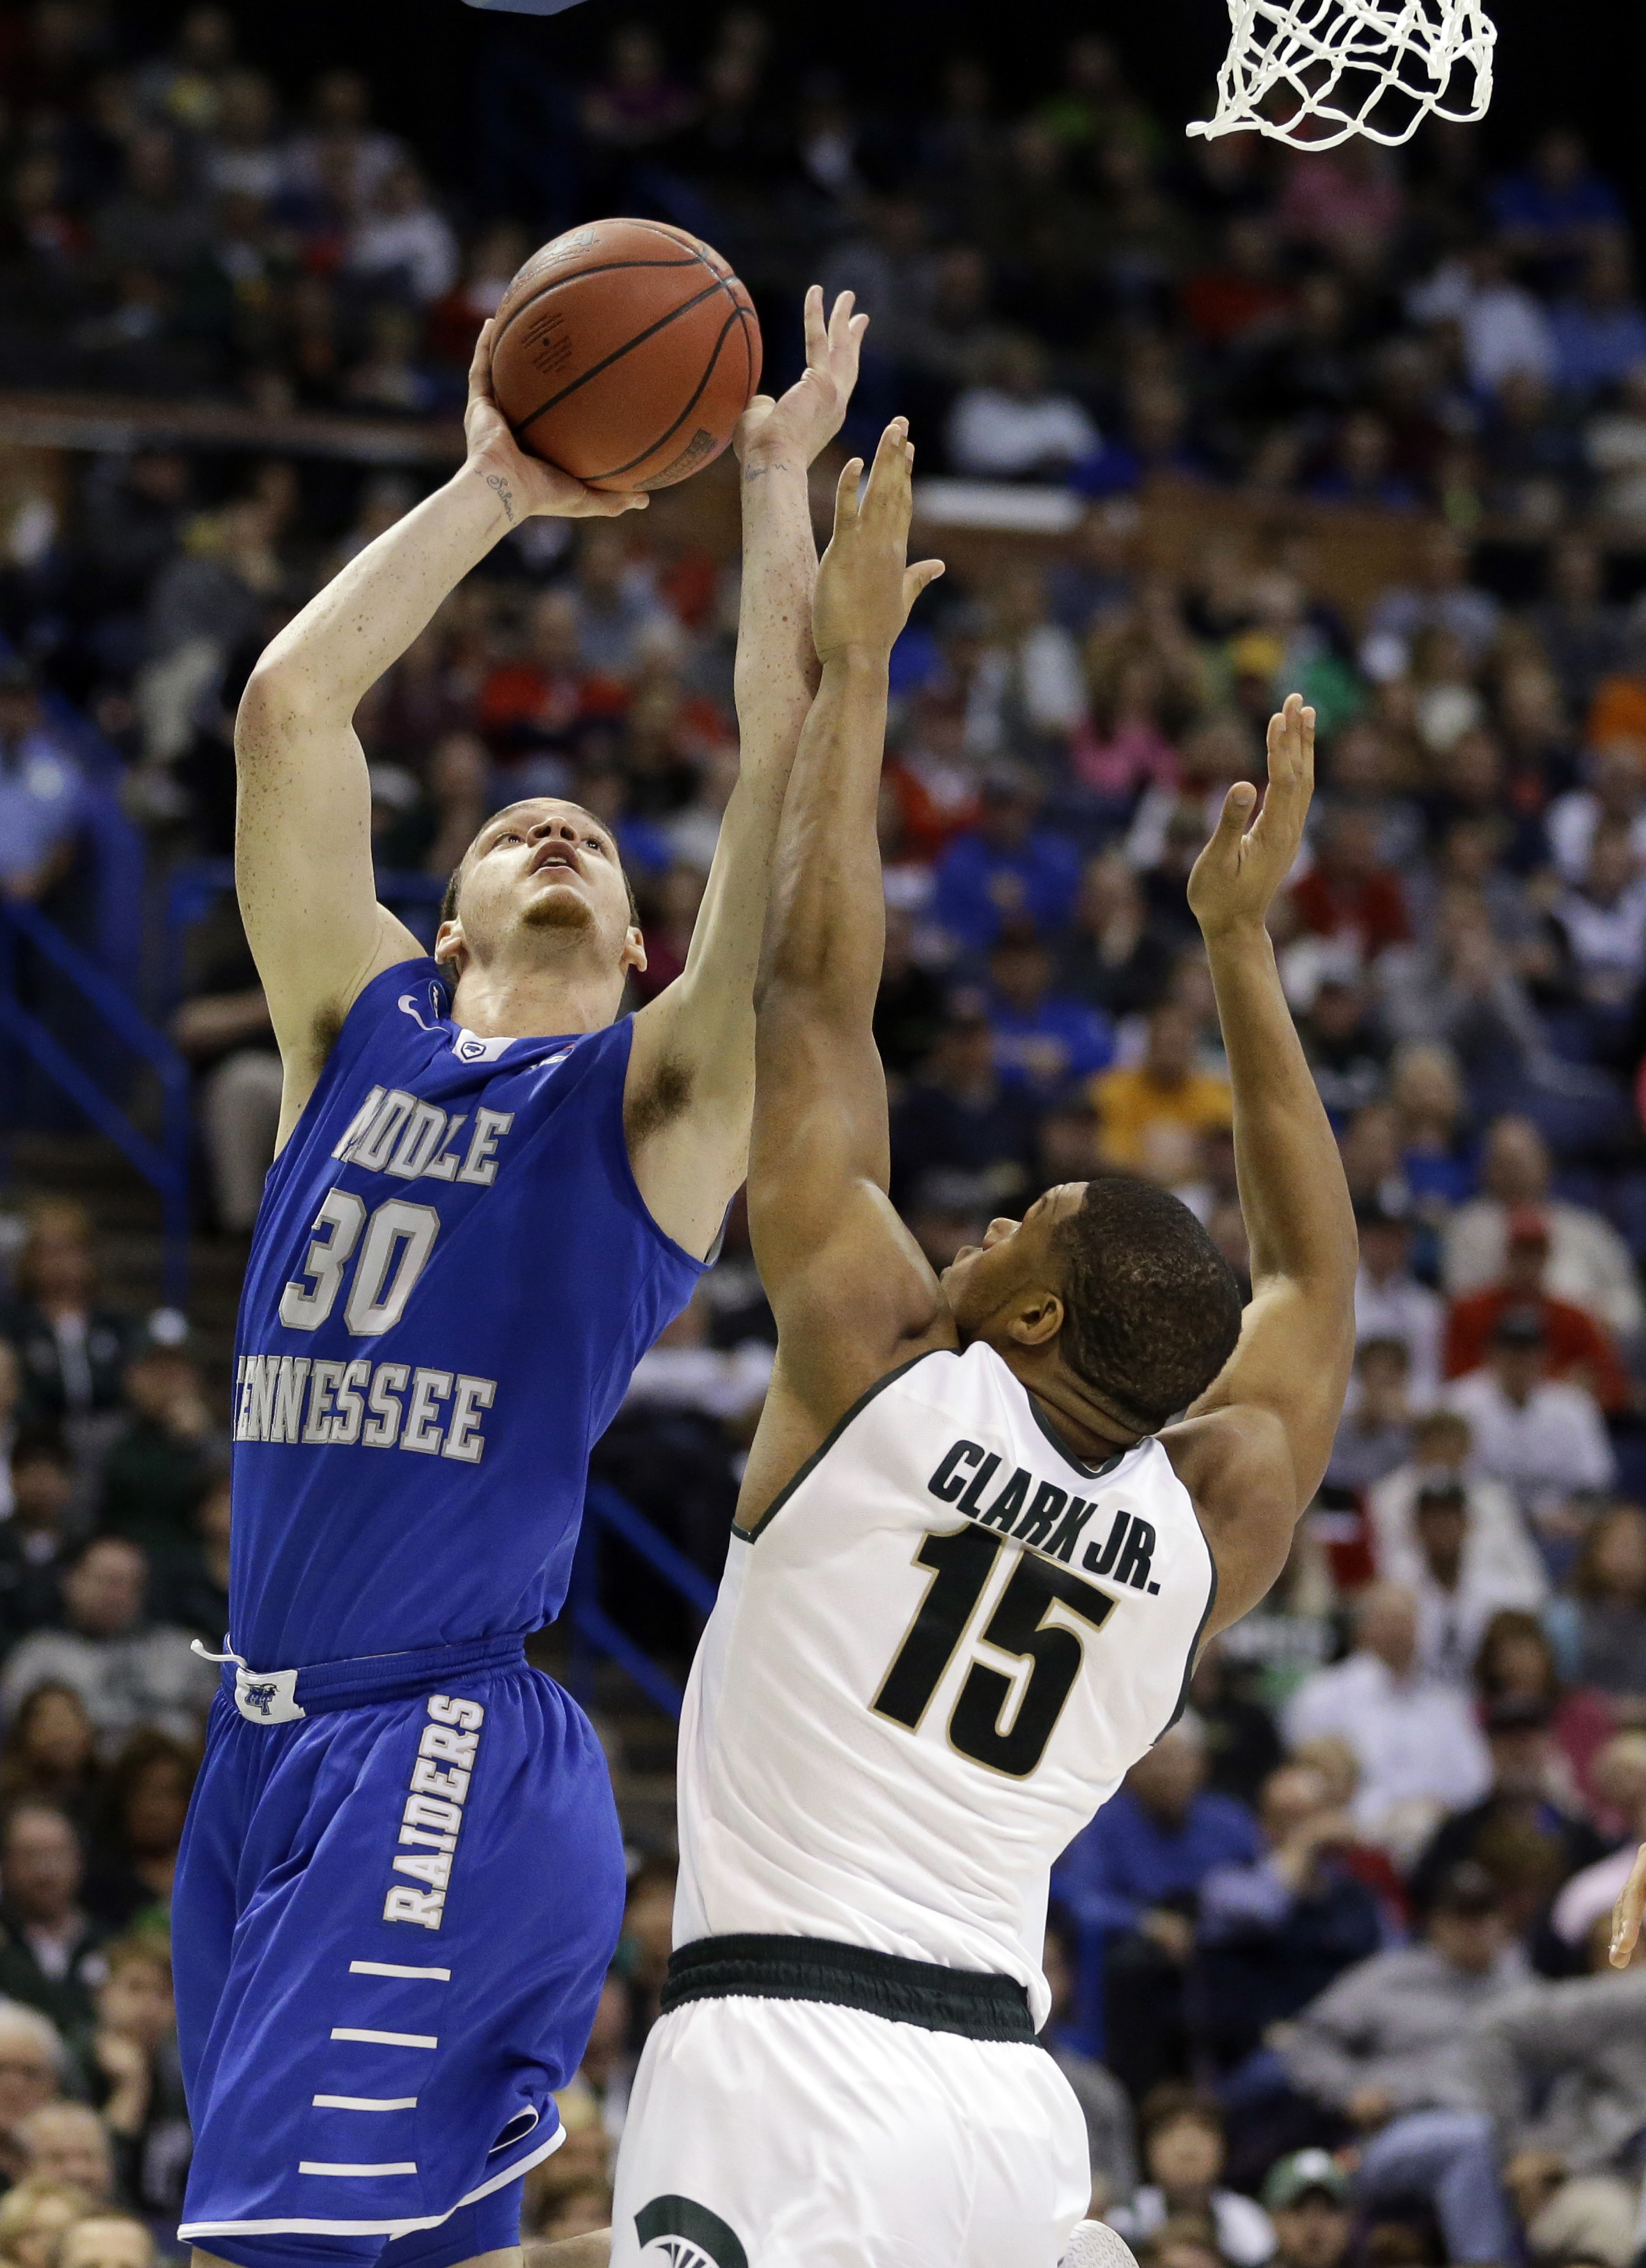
[610,1993,1091,2268]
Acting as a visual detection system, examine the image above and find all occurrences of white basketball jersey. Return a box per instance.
[674,1341,1216,2028]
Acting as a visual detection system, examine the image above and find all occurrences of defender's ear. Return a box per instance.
[434,918,467,976]
[1008,1288,1065,1350]
[622,923,647,975]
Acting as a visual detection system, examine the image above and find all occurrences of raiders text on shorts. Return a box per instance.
[384,1694,487,1930]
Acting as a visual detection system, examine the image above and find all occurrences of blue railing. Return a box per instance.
[567,1482,721,1719]
[162,861,448,1016]
[0,899,192,1305]
[1070,1920,1108,2059]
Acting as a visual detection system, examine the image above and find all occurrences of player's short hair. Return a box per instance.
[1053,1176,1243,1433]
[438,807,639,950]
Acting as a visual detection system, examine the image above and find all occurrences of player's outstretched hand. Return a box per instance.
[813,419,944,665]
[523,2232,610,2268]
[736,285,870,472]
[1610,1840,1646,1967]
[464,317,648,521]
[1187,691,1314,943]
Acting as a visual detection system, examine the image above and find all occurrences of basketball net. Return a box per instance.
[1188,0,1495,147]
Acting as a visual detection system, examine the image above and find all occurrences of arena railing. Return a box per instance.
[0,897,192,1306]
[164,860,448,1007]
[568,1482,721,1720]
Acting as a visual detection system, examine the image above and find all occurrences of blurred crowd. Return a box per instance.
[0,1207,216,2262]
[1,2,1646,518]
[3,2,1646,2265]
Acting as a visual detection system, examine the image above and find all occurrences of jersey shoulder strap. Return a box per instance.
[735,1348,955,1543]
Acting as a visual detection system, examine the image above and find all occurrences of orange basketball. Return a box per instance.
[489,218,762,493]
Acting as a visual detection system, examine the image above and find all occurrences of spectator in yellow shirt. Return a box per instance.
[1088,1002,1234,1175]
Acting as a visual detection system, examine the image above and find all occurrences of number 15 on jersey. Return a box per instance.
[873,1527,1115,1780]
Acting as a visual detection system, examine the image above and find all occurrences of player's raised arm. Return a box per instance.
[1162,695,1358,1629]
[623,289,868,1259]
[738,421,948,1479]
[235,320,646,1144]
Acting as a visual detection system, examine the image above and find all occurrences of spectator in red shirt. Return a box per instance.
[883,695,982,867]
[1179,218,1292,351]
[1444,1208,1631,1412]
[476,590,594,758]
[1291,808,1413,959]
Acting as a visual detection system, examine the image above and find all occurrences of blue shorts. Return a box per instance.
[174,1636,625,2268]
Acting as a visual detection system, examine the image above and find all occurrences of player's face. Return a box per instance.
[939,1183,1086,1343]
[441,800,642,974]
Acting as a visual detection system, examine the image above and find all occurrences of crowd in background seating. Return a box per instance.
[3,1,1646,2261]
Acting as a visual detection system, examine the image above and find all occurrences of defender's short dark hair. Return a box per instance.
[1054,1175,1244,1432]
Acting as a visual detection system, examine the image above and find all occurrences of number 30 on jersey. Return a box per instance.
[279,1190,439,1335]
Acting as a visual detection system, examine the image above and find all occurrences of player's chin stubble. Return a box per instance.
[522,892,597,936]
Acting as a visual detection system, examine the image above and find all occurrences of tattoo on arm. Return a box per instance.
[483,472,517,525]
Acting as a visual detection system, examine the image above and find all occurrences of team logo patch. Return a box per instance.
[231,1664,305,1724]
[451,1030,519,1064]
[635,2195,747,2268]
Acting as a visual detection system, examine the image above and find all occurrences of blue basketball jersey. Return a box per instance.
[227,959,705,1667]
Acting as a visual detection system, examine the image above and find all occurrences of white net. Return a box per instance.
[1188,0,1496,148]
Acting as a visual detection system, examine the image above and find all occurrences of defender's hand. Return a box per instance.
[1188,691,1315,942]
[813,419,943,666]
[523,2234,611,2268]
[464,317,648,521]
[737,286,870,473]
[1611,1841,1646,1967]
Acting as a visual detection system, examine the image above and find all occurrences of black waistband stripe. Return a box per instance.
[660,1933,1036,2044]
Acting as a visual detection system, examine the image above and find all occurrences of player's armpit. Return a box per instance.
[1161,1399,1301,1635]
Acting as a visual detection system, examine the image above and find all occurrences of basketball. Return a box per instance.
[488,217,762,492]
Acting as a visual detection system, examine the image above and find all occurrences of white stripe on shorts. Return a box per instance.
[179,2122,566,2240]
[312,2096,419,2111]
[299,2163,418,2178]
[347,1962,451,1980]
[330,2028,438,2048]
